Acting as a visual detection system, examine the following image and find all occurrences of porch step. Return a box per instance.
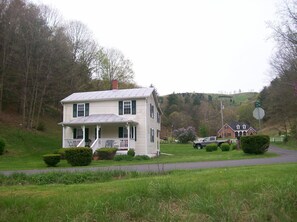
[116,150,128,155]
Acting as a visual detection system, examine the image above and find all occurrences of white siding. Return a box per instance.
[62,90,161,156]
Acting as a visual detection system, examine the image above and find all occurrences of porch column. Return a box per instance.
[62,125,66,147]
[96,125,101,139]
[126,123,130,149]
[81,125,85,146]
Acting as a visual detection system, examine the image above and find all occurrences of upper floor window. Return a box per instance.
[150,104,154,118]
[119,100,136,115]
[236,124,240,130]
[157,112,160,123]
[73,103,89,117]
[124,101,132,114]
[150,128,155,142]
[242,124,246,130]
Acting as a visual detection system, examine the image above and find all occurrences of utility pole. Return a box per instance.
[220,100,224,138]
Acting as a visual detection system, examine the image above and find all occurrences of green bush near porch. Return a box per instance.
[65,147,93,166]
[43,154,61,167]
[95,148,117,160]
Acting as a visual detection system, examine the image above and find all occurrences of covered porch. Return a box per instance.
[59,114,138,153]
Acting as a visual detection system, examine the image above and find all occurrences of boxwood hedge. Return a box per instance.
[95,148,117,160]
[240,135,270,154]
[65,147,93,166]
[43,154,61,167]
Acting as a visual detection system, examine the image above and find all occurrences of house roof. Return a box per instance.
[218,122,257,133]
[61,87,155,103]
[228,122,251,131]
[59,114,138,126]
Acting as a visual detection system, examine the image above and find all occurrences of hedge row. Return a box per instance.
[240,135,270,154]
[65,147,93,166]
[43,154,61,167]
[95,148,118,160]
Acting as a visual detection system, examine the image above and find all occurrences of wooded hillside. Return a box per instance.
[159,92,259,138]
[0,0,136,129]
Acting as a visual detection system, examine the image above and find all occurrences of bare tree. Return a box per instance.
[96,47,135,89]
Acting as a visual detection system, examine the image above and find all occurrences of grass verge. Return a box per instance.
[0,143,278,170]
[0,163,296,221]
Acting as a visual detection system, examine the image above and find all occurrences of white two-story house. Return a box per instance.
[59,83,162,157]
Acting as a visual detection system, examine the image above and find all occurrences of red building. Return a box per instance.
[217,122,257,138]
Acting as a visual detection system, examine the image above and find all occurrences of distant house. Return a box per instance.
[217,122,257,138]
[59,80,162,157]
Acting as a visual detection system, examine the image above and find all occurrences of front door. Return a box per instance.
[85,128,90,146]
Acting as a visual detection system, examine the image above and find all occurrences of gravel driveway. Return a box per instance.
[0,146,296,176]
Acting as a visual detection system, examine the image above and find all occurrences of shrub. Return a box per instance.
[241,135,270,154]
[65,147,93,166]
[220,143,230,151]
[43,154,61,167]
[127,149,135,157]
[95,148,117,160]
[231,143,237,150]
[54,148,66,159]
[114,155,134,161]
[172,126,197,143]
[0,138,5,155]
[205,143,218,152]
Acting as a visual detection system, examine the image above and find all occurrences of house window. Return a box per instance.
[73,128,83,139]
[157,112,160,123]
[236,124,240,130]
[150,104,154,118]
[123,101,132,114]
[118,126,137,140]
[242,124,246,129]
[77,104,85,116]
[119,100,136,115]
[150,128,155,142]
[73,103,89,117]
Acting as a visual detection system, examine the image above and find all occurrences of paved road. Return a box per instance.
[1,146,297,176]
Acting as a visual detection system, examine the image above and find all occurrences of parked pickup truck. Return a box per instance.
[193,136,230,149]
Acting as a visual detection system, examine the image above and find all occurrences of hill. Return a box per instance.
[159,92,259,138]
[0,113,61,169]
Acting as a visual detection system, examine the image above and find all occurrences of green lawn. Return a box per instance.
[0,143,278,170]
[0,123,281,171]
[0,164,296,221]
[271,140,297,151]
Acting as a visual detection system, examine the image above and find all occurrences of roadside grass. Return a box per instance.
[0,163,296,221]
[0,143,278,170]
[271,139,297,151]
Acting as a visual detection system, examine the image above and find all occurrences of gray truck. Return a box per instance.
[193,136,230,149]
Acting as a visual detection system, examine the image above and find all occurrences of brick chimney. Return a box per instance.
[111,79,118,90]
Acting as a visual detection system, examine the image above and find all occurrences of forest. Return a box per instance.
[0,0,297,141]
[0,0,136,129]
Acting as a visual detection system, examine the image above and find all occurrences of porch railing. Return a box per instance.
[65,139,82,147]
[64,138,135,151]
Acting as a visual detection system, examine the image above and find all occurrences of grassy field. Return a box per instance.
[271,140,297,151]
[0,142,278,170]
[0,163,296,221]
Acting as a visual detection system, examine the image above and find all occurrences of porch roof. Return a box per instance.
[59,114,138,126]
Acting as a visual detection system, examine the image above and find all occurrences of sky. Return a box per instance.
[33,0,282,96]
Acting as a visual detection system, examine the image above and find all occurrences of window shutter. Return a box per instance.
[73,128,77,139]
[85,103,89,116]
[119,101,123,115]
[73,104,77,117]
[118,127,123,138]
[135,127,137,141]
[132,100,136,114]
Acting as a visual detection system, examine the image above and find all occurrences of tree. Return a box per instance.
[95,47,134,89]
[262,0,297,137]
[172,126,196,143]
